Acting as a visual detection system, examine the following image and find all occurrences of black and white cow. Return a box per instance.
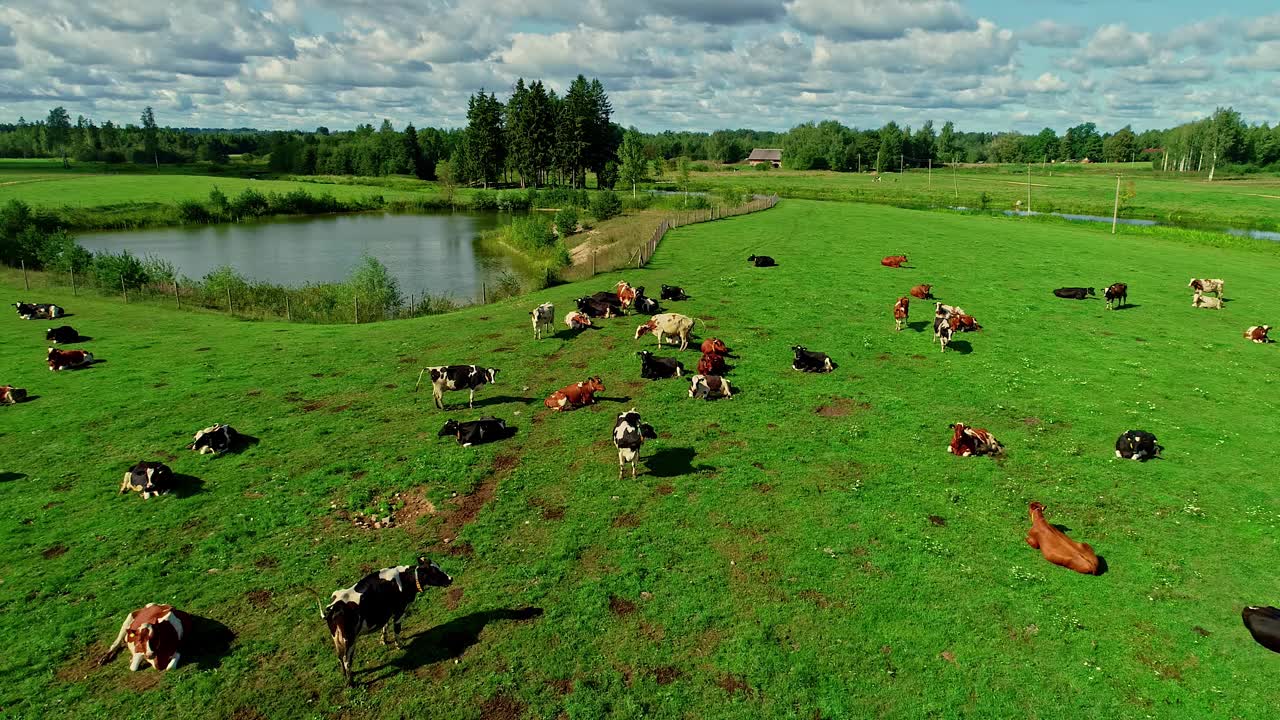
[45,326,80,344]
[1,385,28,404]
[438,417,512,446]
[632,287,662,315]
[416,365,498,409]
[613,409,657,479]
[637,350,684,380]
[1115,430,1161,461]
[791,346,835,373]
[1053,287,1095,300]
[660,284,689,301]
[120,461,174,499]
[188,424,244,455]
[321,558,453,685]
[14,302,64,320]
[530,302,554,340]
[748,255,777,267]
[688,374,733,400]
[575,297,617,319]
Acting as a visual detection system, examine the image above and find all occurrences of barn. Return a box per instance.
[747,148,782,168]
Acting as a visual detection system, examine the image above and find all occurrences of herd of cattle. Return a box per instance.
[5,250,1280,684]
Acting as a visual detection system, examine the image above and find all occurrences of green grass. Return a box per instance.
[0,173,419,208]
[3,200,1280,718]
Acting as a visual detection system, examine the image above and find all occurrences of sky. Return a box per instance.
[1,0,1278,134]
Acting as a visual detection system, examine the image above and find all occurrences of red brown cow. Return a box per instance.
[47,347,93,371]
[700,338,729,356]
[697,352,727,376]
[1025,502,1099,575]
[616,281,637,310]
[947,314,982,333]
[893,296,909,331]
[946,423,1002,457]
[909,284,933,299]
[1,385,28,404]
[97,604,193,672]
[1244,325,1272,343]
[545,377,605,411]
[881,255,908,268]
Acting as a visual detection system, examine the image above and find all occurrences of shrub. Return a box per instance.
[753,162,771,172]
[201,265,251,299]
[177,199,212,223]
[346,254,403,314]
[141,254,177,285]
[536,187,581,210]
[38,231,93,273]
[681,194,711,210]
[691,163,710,172]
[589,190,622,221]
[554,207,579,237]
[495,190,531,213]
[92,250,150,289]
[714,186,747,208]
[622,194,653,212]
[208,186,230,216]
[509,216,557,251]
[229,188,269,219]
[472,190,499,211]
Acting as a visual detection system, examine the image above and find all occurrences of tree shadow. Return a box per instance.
[471,394,535,408]
[171,474,205,498]
[947,340,973,354]
[363,607,545,682]
[188,615,237,671]
[646,447,713,477]
[0,472,27,482]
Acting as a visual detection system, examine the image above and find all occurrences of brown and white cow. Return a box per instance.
[909,284,933,300]
[635,313,696,351]
[97,604,193,672]
[947,423,1002,457]
[1244,325,1273,343]
[1192,291,1223,310]
[697,351,727,376]
[1189,278,1224,296]
[47,347,93,371]
[545,376,605,411]
[564,311,593,330]
[1,385,27,404]
[616,281,637,310]
[893,296,909,331]
[948,313,982,333]
[688,374,733,400]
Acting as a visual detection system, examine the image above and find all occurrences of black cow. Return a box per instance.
[637,350,684,380]
[791,346,835,373]
[321,558,453,685]
[438,417,511,446]
[14,302,64,320]
[576,297,617,319]
[613,409,657,479]
[1053,287,1095,300]
[1115,430,1161,461]
[416,365,498,409]
[588,291,624,309]
[1243,606,1280,654]
[748,255,777,267]
[660,284,689,301]
[45,326,80,344]
[632,287,662,315]
[188,424,244,455]
[120,461,174,499]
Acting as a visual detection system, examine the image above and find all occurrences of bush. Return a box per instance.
[753,162,771,172]
[589,190,622,221]
[201,265,251,299]
[472,190,499,211]
[554,207,579,237]
[92,250,150,289]
[509,216,557,251]
[141,254,177,285]
[229,188,269,219]
[622,194,653,212]
[38,231,93,273]
[714,186,747,208]
[346,254,402,314]
[691,163,710,172]
[681,194,711,210]
[495,190,530,213]
[536,187,583,210]
[177,199,212,224]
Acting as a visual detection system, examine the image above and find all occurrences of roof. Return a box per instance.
[747,148,782,161]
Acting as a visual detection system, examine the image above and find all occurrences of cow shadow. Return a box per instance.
[365,607,545,681]
[1112,305,1140,311]
[908,321,930,332]
[555,327,599,340]
[13,395,40,403]
[947,340,973,354]
[63,335,93,343]
[646,447,712,477]
[0,472,27,482]
[592,395,632,405]
[472,395,535,408]
[188,615,237,670]
[171,474,205,498]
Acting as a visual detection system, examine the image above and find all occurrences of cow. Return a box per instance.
[188,424,244,455]
[1025,502,1099,575]
[576,297,617,319]
[1243,606,1280,654]
[14,302,64,320]
[545,377,605,411]
[1053,287,1095,300]
[791,346,836,373]
[1245,325,1273,343]
[1104,283,1128,310]
[881,255,908,268]
[747,255,777,267]
[1193,291,1223,310]
[893,296,909,331]
[588,291,625,310]
[688,374,733,400]
[320,558,452,685]
[700,338,729,356]
[47,347,93,371]
[635,313,696,351]
[947,423,1002,457]
[660,284,689,301]
[615,281,637,309]
[937,321,954,352]
[96,604,193,672]
[613,409,657,479]
[530,303,554,340]
[637,350,684,380]
[45,326,80,344]
[437,417,511,446]
[120,461,174,499]
[697,352,727,376]
[564,311,593,330]
[416,365,498,409]
[1189,278,1224,296]
[632,287,662,315]
[1115,430,1161,461]
[948,313,982,333]
[909,284,934,300]
[1,385,28,404]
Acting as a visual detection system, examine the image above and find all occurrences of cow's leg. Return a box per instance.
[129,652,145,671]
[165,653,180,671]
[433,386,444,410]
[392,616,404,649]
[469,388,475,408]
[343,640,358,685]
[1025,532,1040,549]
[99,613,134,665]
[380,624,392,646]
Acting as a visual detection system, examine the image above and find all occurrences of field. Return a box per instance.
[3,200,1280,718]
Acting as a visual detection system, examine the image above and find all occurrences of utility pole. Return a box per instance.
[952,157,959,200]
[1112,175,1121,234]
[1027,163,1032,213]
[928,158,932,189]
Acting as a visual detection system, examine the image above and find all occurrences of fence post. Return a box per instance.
[226,287,232,314]
[174,280,180,309]
[21,260,29,291]
[591,251,596,277]
[71,267,76,296]
[285,294,291,321]
[121,275,128,303]
[482,283,487,304]
[354,296,359,324]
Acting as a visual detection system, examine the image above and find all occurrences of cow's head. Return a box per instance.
[585,376,605,393]
[411,557,452,591]
[790,345,807,357]
[636,350,653,362]
[704,338,728,355]
[635,321,657,339]
[1086,287,1096,296]
[437,420,460,437]
[1028,501,1046,515]
[483,368,499,384]
[688,375,706,398]
[1189,278,1201,290]
[633,286,645,297]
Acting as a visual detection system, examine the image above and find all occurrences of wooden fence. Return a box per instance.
[632,194,779,268]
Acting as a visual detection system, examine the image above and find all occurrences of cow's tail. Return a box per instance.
[414,368,429,392]
[304,587,328,619]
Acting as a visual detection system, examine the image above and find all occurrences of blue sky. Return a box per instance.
[0,1,1277,134]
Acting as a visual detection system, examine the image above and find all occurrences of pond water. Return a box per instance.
[1000,209,1280,241]
[76,212,532,300]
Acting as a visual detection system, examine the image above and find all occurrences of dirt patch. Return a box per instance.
[245,389,262,397]
[928,515,947,527]
[479,694,526,720]
[1020,417,1042,426]
[253,555,279,569]
[608,595,637,616]
[329,404,351,413]
[814,397,871,417]
[754,483,773,493]
[492,453,520,474]
[654,666,683,685]
[229,709,268,720]
[877,353,892,361]
[1135,337,1147,343]
[435,475,501,545]
[398,356,419,364]
[384,383,397,389]
[940,650,957,664]
[397,488,438,529]
[549,678,574,695]
[798,590,832,608]
[152,382,168,389]
[654,483,674,496]
[444,587,464,610]
[245,589,274,609]
[910,354,926,361]
[719,674,755,698]
[490,347,513,353]
[1193,626,1212,637]
[612,512,641,528]
[571,361,588,369]
[120,671,163,692]
[310,372,325,378]
[529,497,565,521]
[42,544,67,559]
[301,400,327,412]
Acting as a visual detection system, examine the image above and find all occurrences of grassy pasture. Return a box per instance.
[2,200,1280,719]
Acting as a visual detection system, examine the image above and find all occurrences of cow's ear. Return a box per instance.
[417,555,429,566]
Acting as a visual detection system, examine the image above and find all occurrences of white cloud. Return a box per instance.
[1078,24,1155,68]
[1031,72,1067,92]
[1020,20,1085,48]
[787,0,971,40]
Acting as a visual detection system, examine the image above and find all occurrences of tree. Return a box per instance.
[465,91,506,187]
[1103,126,1137,163]
[403,123,425,179]
[677,156,691,194]
[437,159,457,206]
[1207,106,1245,181]
[936,121,958,162]
[877,122,903,172]
[617,129,647,197]
[45,107,72,168]
[141,106,159,168]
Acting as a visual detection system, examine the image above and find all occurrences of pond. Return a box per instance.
[76,212,533,301]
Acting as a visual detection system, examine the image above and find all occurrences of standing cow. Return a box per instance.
[1189,278,1224,297]
[1104,283,1128,310]
[530,303,554,340]
[416,365,498,409]
[893,296,910,331]
[635,313,696,351]
[97,604,193,672]
[613,409,657,479]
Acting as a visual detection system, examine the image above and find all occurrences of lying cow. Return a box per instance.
[948,313,982,333]
[97,604,193,672]
[14,302,64,320]
[1245,325,1273,343]
[947,423,1002,457]
[530,302,554,340]
[1,385,28,404]
[188,424,244,454]
[632,287,662,315]
[46,326,80,344]
[576,297,617,319]
[1243,606,1280,654]
[697,352,727,376]
[616,281,636,310]
[637,350,684,380]
[613,409,657,479]
[700,338,729,356]
[881,255,907,268]
[1104,283,1128,310]
[1115,430,1161,461]
[1053,287,1095,300]
[1025,502,1099,575]
[47,347,93,371]
[564,311,593,330]
[688,374,733,400]
[635,313,696,351]
[747,255,777,267]
[438,417,511,446]
[545,376,604,411]
[909,284,934,300]
[588,291,625,310]
[1189,278,1224,296]
[321,558,452,685]
[416,365,498,409]
[120,461,174,499]
[893,296,909,331]
[791,346,835,373]
[1193,291,1223,310]
[660,284,689,301]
